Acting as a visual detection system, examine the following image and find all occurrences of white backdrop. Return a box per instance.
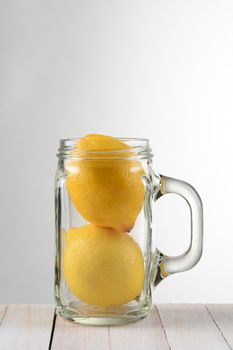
[1,0,233,303]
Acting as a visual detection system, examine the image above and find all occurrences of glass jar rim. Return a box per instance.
[57,137,153,160]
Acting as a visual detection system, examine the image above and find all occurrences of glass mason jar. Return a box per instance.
[55,137,203,325]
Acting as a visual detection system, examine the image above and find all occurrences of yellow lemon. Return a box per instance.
[66,134,145,231]
[64,224,144,307]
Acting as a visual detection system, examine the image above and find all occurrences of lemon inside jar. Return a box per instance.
[66,134,145,232]
[64,225,144,307]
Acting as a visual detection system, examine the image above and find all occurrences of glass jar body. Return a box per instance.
[55,154,160,326]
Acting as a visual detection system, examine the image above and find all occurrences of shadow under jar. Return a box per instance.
[55,137,203,326]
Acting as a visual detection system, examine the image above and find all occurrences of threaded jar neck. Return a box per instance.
[57,137,153,161]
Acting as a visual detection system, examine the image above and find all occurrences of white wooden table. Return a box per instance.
[0,304,232,350]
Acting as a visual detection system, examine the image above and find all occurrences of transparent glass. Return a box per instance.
[55,138,203,325]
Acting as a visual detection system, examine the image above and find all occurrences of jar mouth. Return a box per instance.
[57,137,153,160]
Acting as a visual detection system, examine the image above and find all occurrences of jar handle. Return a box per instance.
[153,175,203,286]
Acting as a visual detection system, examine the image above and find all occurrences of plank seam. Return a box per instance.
[48,309,57,350]
[0,305,8,327]
[108,326,112,350]
[155,305,172,350]
[205,305,233,350]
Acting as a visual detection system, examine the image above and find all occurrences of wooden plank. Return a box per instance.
[0,304,54,350]
[0,305,7,326]
[109,308,170,350]
[207,304,233,349]
[51,314,109,350]
[157,304,230,350]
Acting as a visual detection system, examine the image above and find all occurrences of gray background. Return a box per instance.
[1,0,233,303]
